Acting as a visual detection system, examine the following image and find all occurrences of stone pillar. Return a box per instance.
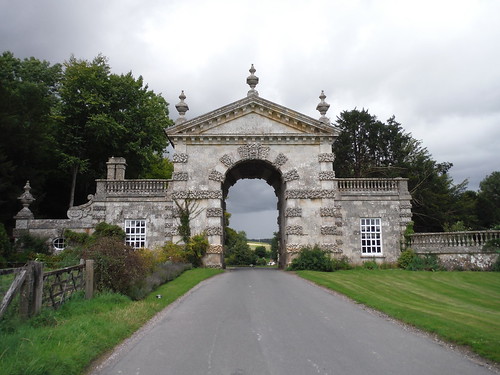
[106,157,127,180]
[13,181,35,240]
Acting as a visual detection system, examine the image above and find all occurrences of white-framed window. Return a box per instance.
[125,220,146,249]
[52,237,65,251]
[360,218,382,255]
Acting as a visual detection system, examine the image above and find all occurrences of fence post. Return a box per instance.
[19,262,33,319]
[32,261,44,316]
[85,259,94,300]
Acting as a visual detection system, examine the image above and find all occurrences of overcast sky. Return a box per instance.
[1,0,499,238]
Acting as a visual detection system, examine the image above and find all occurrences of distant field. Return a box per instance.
[247,242,271,250]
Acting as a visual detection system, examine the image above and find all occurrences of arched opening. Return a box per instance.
[222,160,286,268]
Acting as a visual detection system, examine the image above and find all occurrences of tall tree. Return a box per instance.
[0,52,63,225]
[57,55,173,207]
[333,108,466,232]
[476,171,500,229]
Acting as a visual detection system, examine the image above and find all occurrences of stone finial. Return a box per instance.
[175,90,189,124]
[246,64,259,97]
[316,90,330,124]
[15,180,35,219]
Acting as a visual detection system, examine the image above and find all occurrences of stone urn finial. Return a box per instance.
[175,90,189,124]
[246,64,259,97]
[15,180,35,219]
[316,90,330,124]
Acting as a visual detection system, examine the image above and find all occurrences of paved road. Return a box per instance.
[92,268,497,375]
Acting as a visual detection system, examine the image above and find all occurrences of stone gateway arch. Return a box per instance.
[14,66,412,268]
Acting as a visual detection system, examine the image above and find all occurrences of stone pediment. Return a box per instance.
[165,95,339,143]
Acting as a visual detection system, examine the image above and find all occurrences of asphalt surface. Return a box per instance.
[91,268,497,375]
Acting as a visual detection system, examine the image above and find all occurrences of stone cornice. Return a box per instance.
[167,133,335,145]
[165,95,339,142]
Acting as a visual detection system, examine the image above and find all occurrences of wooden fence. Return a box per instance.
[0,260,94,320]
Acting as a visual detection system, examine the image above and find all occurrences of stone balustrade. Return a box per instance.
[336,178,401,192]
[410,230,500,253]
[95,179,170,196]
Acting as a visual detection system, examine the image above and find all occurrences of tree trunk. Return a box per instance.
[69,165,78,208]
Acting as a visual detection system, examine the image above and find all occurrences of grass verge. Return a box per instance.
[296,269,500,363]
[0,268,223,375]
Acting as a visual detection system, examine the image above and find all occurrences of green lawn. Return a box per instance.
[296,269,500,363]
[0,268,223,375]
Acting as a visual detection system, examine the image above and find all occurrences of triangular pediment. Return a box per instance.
[165,95,339,141]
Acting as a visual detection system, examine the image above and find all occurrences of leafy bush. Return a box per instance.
[362,260,379,270]
[161,242,189,263]
[185,234,209,267]
[289,245,333,272]
[407,254,442,271]
[93,222,126,240]
[483,238,500,252]
[15,233,50,255]
[398,249,442,271]
[256,257,267,266]
[398,249,417,269]
[331,255,352,270]
[63,229,91,247]
[128,262,192,300]
[82,237,147,296]
[254,246,267,258]
[484,238,500,272]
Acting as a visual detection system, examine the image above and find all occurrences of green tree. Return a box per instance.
[333,108,467,232]
[0,51,63,225]
[57,55,173,207]
[476,171,500,229]
[254,245,267,258]
[270,231,279,261]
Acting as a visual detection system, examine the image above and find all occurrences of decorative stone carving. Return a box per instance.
[67,195,94,220]
[286,243,302,253]
[208,244,223,253]
[208,170,225,182]
[320,207,342,218]
[400,212,413,218]
[206,208,223,217]
[285,190,335,199]
[335,221,343,227]
[318,153,335,162]
[205,226,223,236]
[273,153,288,167]
[321,226,338,235]
[400,203,412,209]
[172,172,188,181]
[172,153,188,163]
[172,190,223,199]
[319,171,335,180]
[285,207,302,217]
[283,169,299,182]
[220,154,235,168]
[238,143,270,160]
[286,225,304,235]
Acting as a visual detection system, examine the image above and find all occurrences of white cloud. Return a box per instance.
[2,0,499,236]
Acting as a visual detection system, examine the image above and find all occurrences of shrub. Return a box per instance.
[128,262,192,300]
[331,255,352,270]
[185,234,209,267]
[362,260,379,270]
[82,237,147,296]
[64,230,91,247]
[289,245,333,272]
[93,222,126,240]
[254,246,267,258]
[256,257,267,266]
[161,242,189,263]
[398,249,417,269]
[407,253,442,271]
